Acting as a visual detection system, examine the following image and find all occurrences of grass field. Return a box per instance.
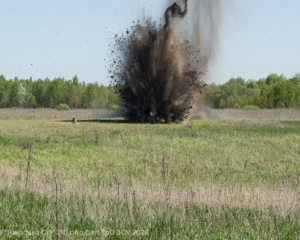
[0,109,300,239]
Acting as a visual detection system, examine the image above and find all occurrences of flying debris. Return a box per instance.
[108,0,222,123]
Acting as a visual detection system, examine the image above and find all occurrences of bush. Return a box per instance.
[233,103,241,109]
[108,104,119,111]
[57,104,70,110]
[242,105,260,110]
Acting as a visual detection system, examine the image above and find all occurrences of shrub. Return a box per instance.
[57,104,70,110]
[109,104,119,111]
[233,103,241,109]
[242,105,260,110]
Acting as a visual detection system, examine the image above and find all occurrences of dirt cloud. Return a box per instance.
[108,0,224,123]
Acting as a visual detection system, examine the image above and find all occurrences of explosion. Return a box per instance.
[108,0,221,123]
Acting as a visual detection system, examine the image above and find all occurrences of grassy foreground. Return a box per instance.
[0,117,300,239]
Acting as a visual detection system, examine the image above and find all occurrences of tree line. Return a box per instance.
[0,75,119,109]
[1,73,300,109]
[203,73,300,109]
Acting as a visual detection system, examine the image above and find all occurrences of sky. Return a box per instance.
[0,0,299,85]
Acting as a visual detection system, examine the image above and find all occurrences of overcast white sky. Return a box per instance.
[1,0,299,85]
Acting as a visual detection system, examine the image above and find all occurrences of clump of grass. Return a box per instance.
[94,129,99,144]
[17,139,33,150]
[188,131,200,138]
[280,120,300,125]
[161,158,166,186]
[53,166,59,240]
[19,140,33,189]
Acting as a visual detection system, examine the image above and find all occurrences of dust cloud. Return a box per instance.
[108,0,225,123]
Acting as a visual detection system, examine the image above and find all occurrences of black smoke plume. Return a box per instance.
[108,0,218,123]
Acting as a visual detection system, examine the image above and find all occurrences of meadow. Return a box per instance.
[0,109,300,239]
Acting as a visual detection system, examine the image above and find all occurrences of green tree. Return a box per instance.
[219,98,226,108]
[0,75,6,107]
[9,77,19,107]
[48,78,68,108]
[86,83,98,108]
[203,83,221,108]
[18,83,26,107]
[98,84,107,107]
[32,79,46,107]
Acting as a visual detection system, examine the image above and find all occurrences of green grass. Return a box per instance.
[280,120,300,125]
[0,189,299,239]
[0,119,299,187]
[0,118,300,239]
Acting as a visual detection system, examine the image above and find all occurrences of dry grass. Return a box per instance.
[1,108,300,120]
[217,108,300,120]
[1,162,300,239]
[0,108,95,120]
[1,164,299,217]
